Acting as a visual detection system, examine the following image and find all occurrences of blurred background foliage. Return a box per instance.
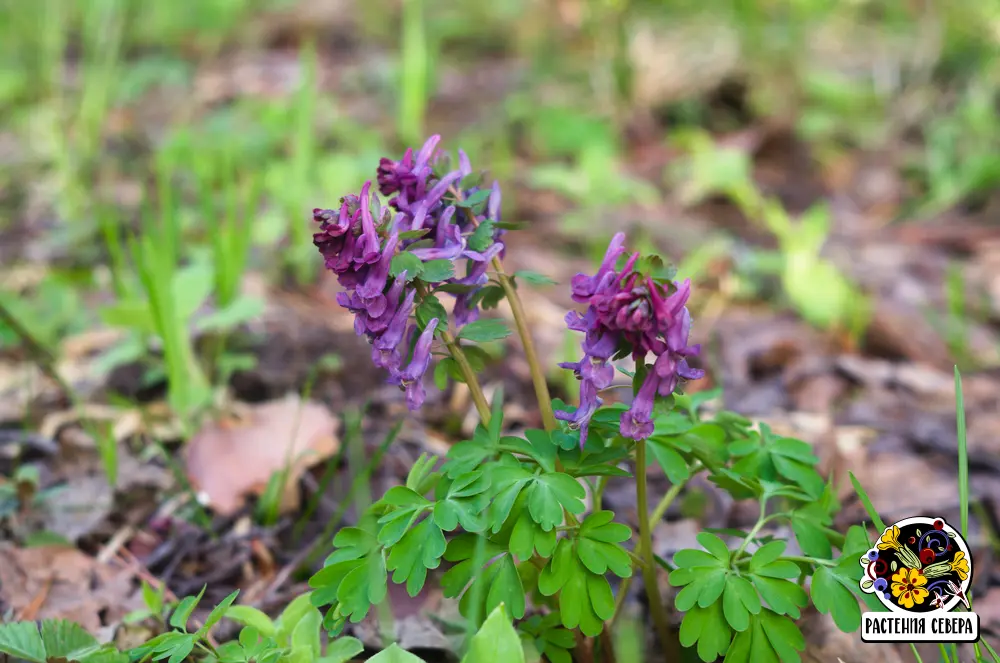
[1,0,999,413]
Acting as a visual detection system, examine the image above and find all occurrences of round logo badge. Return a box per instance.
[859,516,972,613]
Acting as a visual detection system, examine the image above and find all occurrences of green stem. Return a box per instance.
[731,504,770,563]
[494,265,558,431]
[415,281,492,425]
[648,467,697,526]
[446,184,557,431]
[635,440,676,659]
[611,474,692,626]
[442,329,492,425]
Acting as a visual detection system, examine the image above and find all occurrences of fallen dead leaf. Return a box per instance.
[0,543,143,632]
[184,395,339,516]
[799,610,906,663]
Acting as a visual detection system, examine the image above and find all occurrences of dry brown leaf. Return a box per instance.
[799,610,906,663]
[0,543,142,632]
[183,396,339,516]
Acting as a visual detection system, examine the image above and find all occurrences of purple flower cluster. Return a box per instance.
[376,135,506,327]
[558,232,705,445]
[312,135,504,409]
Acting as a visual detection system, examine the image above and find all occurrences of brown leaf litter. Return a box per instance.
[0,543,143,632]
[184,396,339,516]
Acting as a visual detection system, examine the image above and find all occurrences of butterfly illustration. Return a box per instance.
[946,580,971,610]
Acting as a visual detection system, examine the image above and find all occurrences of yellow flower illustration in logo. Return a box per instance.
[891,567,929,609]
[950,551,970,581]
[878,525,902,551]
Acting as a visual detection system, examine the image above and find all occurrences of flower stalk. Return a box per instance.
[635,439,676,659]
[441,328,492,425]
[494,266,559,431]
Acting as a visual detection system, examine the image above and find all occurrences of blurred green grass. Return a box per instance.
[1,0,999,427]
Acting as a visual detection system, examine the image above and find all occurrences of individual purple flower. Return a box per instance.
[571,232,626,303]
[409,206,464,261]
[392,319,439,410]
[619,372,657,440]
[353,182,384,266]
[558,233,705,445]
[555,379,602,448]
[372,284,416,371]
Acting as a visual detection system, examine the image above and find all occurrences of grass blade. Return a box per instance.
[849,471,886,532]
[955,366,969,538]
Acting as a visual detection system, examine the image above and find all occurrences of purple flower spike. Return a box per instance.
[314,135,520,412]
[558,233,705,442]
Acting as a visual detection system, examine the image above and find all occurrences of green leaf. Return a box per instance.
[674,567,727,611]
[457,319,512,343]
[366,644,427,662]
[321,637,366,663]
[485,556,527,619]
[539,544,609,636]
[672,547,726,570]
[512,270,556,286]
[749,541,787,571]
[457,189,492,209]
[696,532,731,563]
[434,357,457,389]
[810,566,861,633]
[576,511,633,578]
[386,518,447,597]
[433,471,490,533]
[0,621,48,663]
[419,260,455,283]
[461,604,525,663]
[336,552,388,623]
[38,620,97,661]
[723,576,751,631]
[678,600,733,662]
[647,439,690,483]
[390,253,424,281]
[193,295,265,333]
[100,300,156,334]
[377,486,432,545]
[225,606,277,637]
[171,262,215,323]
[771,454,825,498]
[327,527,381,565]
[752,559,801,579]
[750,576,808,619]
[791,512,833,559]
[290,608,323,658]
[169,585,206,630]
[758,609,806,662]
[415,294,449,331]
[467,220,496,252]
[527,473,587,531]
[197,590,240,636]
